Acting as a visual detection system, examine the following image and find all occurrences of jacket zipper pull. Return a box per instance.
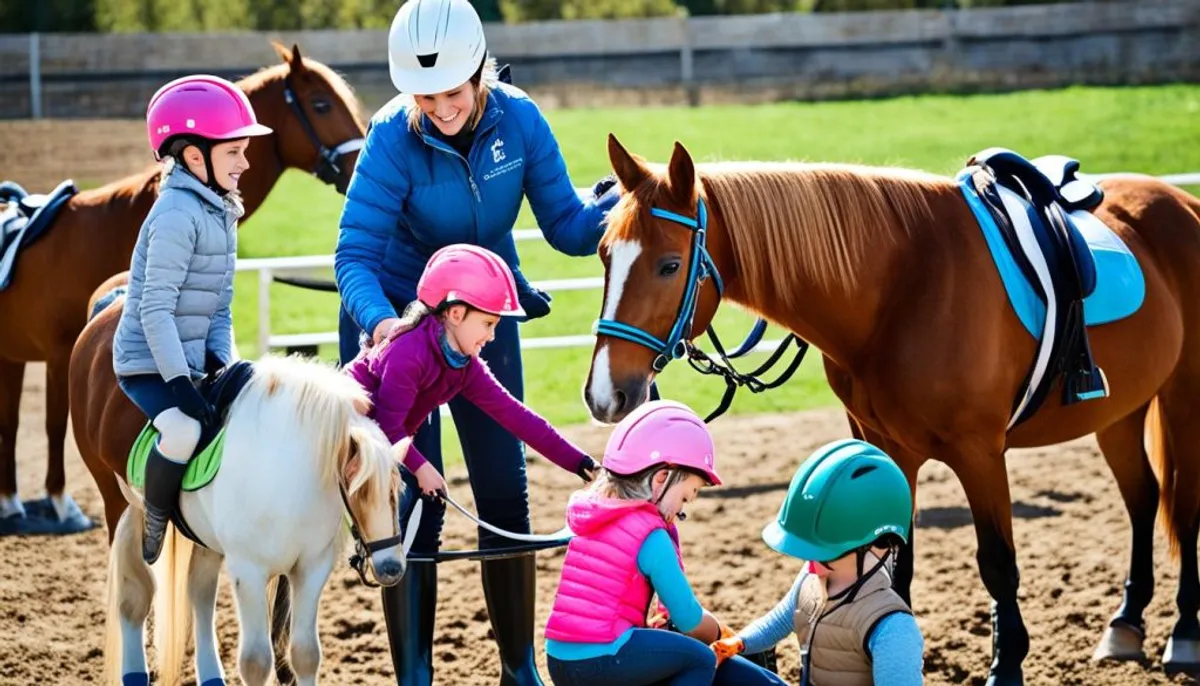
[468,175,481,202]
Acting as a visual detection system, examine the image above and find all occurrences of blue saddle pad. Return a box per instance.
[958,173,1146,338]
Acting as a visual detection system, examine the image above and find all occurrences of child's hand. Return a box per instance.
[576,456,599,483]
[647,610,670,629]
[710,635,744,666]
[414,462,447,498]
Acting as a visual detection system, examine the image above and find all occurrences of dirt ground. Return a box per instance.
[2,364,1199,686]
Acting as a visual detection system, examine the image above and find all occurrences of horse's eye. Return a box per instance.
[660,262,680,277]
[312,98,332,114]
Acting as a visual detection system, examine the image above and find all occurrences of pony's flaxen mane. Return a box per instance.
[239,354,395,509]
[699,161,951,303]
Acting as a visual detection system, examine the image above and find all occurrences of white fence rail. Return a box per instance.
[238,171,1200,357]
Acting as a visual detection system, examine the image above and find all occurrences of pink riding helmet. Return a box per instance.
[146,74,274,160]
[417,244,526,317]
[602,400,722,486]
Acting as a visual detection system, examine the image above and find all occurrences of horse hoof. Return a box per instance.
[1163,637,1200,675]
[1093,620,1146,662]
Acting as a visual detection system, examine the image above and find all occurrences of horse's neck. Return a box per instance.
[709,192,918,369]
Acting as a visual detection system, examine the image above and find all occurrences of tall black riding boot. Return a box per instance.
[481,553,544,686]
[381,560,437,686]
[142,444,188,564]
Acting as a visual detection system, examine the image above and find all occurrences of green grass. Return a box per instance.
[230,84,1200,460]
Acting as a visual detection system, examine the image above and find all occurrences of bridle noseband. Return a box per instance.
[283,77,365,194]
[593,197,724,373]
[338,480,417,588]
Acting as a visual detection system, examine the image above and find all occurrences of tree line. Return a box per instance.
[1,0,1088,33]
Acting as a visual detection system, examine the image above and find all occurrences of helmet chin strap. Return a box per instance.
[651,468,687,519]
[174,138,229,197]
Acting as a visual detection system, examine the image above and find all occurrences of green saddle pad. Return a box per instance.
[126,421,226,492]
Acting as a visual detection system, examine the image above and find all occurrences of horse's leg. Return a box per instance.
[1150,388,1200,673]
[189,544,226,685]
[944,438,1028,686]
[1092,403,1157,662]
[44,348,71,507]
[287,549,339,686]
[227,557,276,686]
[0,359,26,518]
[846,414,920,606]
[104,506,154,684]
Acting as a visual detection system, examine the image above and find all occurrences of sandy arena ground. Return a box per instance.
[2,364,1198,685]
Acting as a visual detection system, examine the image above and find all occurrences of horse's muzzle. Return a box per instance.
[371,552,407,587]
[585,373,652,424]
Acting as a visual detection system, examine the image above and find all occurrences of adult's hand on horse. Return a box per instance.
[167,376,216,426]
[592,173,618,200]
[372,317,403,345]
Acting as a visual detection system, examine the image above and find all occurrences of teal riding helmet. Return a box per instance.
[763,438,912,562]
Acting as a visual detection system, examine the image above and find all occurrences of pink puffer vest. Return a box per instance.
[544,490,682,644]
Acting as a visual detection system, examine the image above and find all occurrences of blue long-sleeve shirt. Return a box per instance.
[546,528,703,661]
[738,571,924,685]
[334,82,619,337]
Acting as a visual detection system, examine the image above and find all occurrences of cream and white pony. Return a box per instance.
[102,354,407,686]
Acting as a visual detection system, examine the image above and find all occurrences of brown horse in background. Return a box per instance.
[585,134,1200,684]
[0,42,365,535]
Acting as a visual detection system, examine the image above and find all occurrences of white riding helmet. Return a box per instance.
[388,0,487,95]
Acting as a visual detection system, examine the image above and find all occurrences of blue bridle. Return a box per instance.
[593,197,725,372]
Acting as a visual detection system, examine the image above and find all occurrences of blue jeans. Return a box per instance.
[117,372,178,421]
[546,629,716,686]
[713,655,789,685]
[339,303,531,554]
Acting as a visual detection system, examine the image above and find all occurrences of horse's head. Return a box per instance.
[255,42,367,194]
[585,135,724,423]
[340,413,408,587]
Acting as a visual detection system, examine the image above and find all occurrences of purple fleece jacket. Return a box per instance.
[344,315,590,475]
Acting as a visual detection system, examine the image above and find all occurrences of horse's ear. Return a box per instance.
[271,40,292,64]
[289,43,307,73]
[667,141,696,204]
[607,133,651,192]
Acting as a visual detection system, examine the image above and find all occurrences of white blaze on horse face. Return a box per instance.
[589,240,643,418]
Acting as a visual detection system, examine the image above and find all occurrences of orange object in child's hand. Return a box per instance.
[710,636,744,666]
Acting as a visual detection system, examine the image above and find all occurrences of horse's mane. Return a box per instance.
[605,160,956,309]
[239,354,394,508]
[700,161,953,305]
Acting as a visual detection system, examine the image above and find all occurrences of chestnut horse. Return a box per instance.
[0,41,365,533]
[584,134,1200,684]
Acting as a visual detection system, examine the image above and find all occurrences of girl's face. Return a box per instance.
[652,471,707,525]
[416,82,477,136]
[183,137,250,192]
[444,305,499,357]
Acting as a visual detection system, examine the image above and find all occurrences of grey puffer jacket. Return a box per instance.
[112,162,240,381]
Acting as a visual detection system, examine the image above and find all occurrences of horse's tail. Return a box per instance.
[1147,397,1184,560]
[151,524,194,685]
[102,512,126,686]
[269,576,296,683]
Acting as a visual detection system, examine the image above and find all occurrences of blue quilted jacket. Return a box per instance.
[334,82,618,336]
